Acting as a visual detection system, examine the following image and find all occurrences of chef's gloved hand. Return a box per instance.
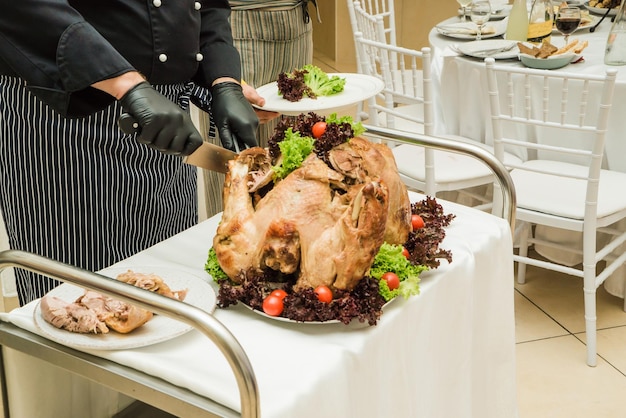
[119,81,203,156]
[210,81,259,152]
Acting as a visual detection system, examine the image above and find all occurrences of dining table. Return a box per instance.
[0,190,518,418]
[428,5,626,298]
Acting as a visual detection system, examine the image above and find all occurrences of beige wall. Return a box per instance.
[313,1,457,69]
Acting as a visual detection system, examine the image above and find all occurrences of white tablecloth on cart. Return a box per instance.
[429,16,626,298]
[0,193,517,418]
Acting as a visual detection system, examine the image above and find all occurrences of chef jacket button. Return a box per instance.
[195,2,201,10]
[153,0,162,7]
[159,54,168,62]
[196,53,204,61]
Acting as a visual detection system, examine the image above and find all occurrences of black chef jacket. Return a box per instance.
[0,0,241,118]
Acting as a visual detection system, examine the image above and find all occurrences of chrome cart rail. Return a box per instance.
[362,125,516,231]
[0,250,259,418]
[0,126,514,418]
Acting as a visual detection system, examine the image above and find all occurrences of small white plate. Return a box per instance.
[519,52,577,69]
[584,2,619,16]
[34,266,217,350]
[436,21,507,40]
[253,73,384,117]
[457,39,519,59]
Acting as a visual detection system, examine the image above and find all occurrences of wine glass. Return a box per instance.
[457,0,473,22]
[555,6,581,46]
[470,1,492,41]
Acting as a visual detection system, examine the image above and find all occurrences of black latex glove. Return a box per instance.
[210,82,259,152]
[119,81,202,156]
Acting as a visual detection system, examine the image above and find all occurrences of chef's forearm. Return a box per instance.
[92,71,146,100]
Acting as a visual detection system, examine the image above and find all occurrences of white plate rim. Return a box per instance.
[436,21,506,40]
[253,73,385,116]
[518,52,578,69]
[519,51,577,60]
[584,2,619,15]
[34,266,217,350]
[241,297,396,326]
[456,39,519,59]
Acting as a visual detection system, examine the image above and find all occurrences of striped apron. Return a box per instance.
[0,76,198,306]
[200,0,314,218]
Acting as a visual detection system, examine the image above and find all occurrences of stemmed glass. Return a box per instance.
[457,0,473,22]
[555,6,581,46]
[470,1,492,41]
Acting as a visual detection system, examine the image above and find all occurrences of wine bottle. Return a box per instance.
[605,0,626,65]
[527,0,554,44]
[505,0,529,41]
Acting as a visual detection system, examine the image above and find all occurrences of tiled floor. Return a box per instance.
[314,48,626,418]
[515,264,626,418]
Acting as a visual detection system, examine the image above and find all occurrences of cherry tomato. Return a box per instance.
[311,121,327,139]
[262,295,284,316]
[270,289,288,300]
[411,214,425,230]
[314,285,333,303]
[382,272,400,290]
[402,246,410,259]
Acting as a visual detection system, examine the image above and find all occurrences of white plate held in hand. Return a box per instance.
[253,73,384,117]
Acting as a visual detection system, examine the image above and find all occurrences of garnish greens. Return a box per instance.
[302,64,346,97]
[369,243,426,301]
[272,128,315,180]
[277,65,346,102]
[326,113,366,137]
[205,247,228,282]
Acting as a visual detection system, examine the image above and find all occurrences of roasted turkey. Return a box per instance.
[213,136,411,291]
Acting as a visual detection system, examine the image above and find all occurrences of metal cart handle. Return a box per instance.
[362,125,516,232]
[0,250,260,418]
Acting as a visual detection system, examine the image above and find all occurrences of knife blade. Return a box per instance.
[118,113,236,173]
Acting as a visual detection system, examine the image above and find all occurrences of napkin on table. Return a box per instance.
[437,25,497,36]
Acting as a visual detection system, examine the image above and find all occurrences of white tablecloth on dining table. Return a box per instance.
[0,193,518,418]
[428,12,626,298]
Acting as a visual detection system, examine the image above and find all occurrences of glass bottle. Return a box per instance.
[505,0,529,41]
[526,0,554,44]
[605,0,626,65]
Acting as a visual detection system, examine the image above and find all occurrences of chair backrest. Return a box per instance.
[347,0,398,77]
[354,32,432,134]
[355,32,440,195]
[484,57,617,220]
[347,0,397,45]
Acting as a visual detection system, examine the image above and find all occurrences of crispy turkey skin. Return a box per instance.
[213,137,411,291]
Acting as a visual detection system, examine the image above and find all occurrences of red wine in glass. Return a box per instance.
[555,7,581,45]
[556,18,581,34]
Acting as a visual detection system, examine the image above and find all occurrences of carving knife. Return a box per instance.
[118,113,236,173]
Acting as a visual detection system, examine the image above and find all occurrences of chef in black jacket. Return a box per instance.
[0,0,258,305]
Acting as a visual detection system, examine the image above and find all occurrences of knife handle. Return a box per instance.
[118,113,140,134]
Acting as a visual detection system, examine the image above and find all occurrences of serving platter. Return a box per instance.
[34,266,217,350]
[253,73,384,116]
[241,298,396,326]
